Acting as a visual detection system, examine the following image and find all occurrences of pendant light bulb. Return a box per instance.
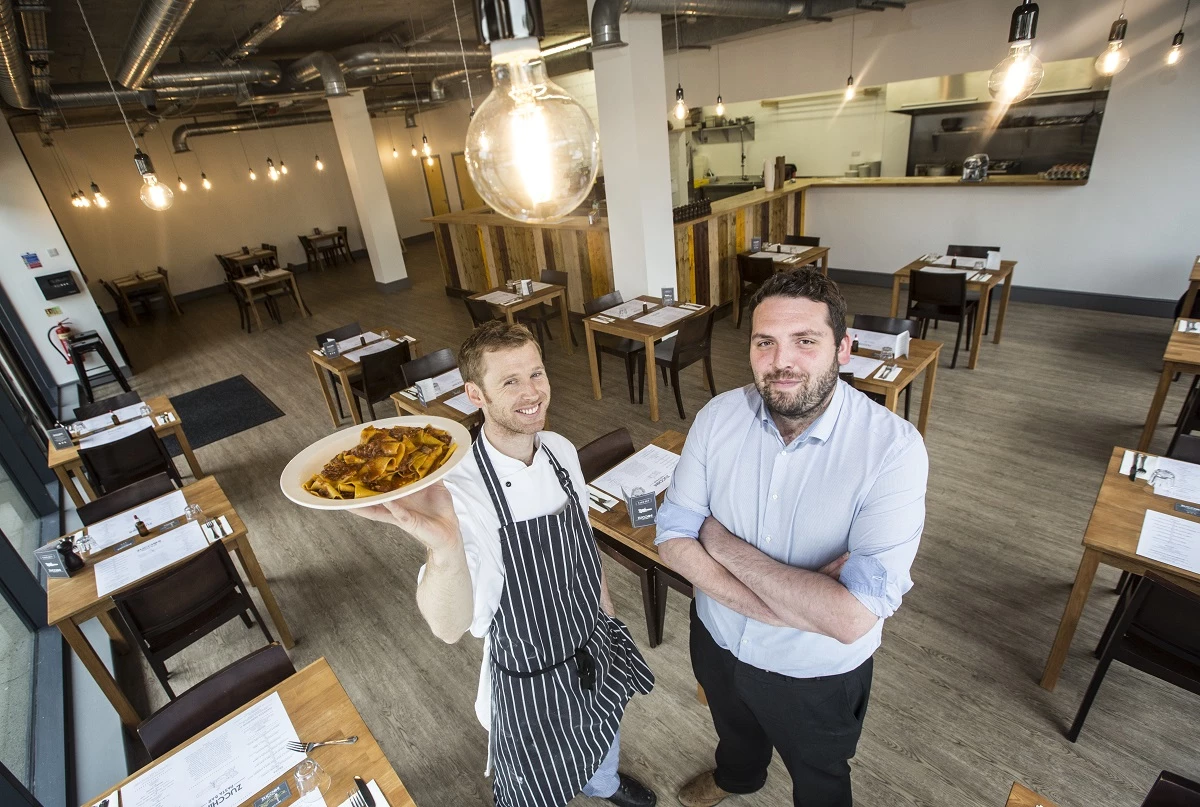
[201,172,212,190]
[392,146,399,158]
[249,168,257,181]
[673,83,688,120]
[133,149,174,211]
[280,161,288,175]
[1095,15,1131,76]
[425,155,434,166]
[989,1,1044,103]
[70,192,79,207]
[315,154,324,171]
[421,135,431,157]
[266,158,279,181]
[410,144,418,157]
[177,176,187,192]
[844,76,856,101]
[1167,30,1185,65]
[90,182,109,208]
[464,37,601,224]
[715,95,725,116]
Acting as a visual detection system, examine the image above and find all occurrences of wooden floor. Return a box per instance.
[101,241,1200,807]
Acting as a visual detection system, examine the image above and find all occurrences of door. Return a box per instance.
[422,156,451,217]
[451,152,487,211]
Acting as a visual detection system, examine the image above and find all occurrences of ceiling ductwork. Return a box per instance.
[429,68,492,101]
[46,81,240,109]
[338,42,490,81]
[284,51,347,97]
[590,0,808,49]
[143,60,283,88]
[116,0,201,89]
[0,0,35,109]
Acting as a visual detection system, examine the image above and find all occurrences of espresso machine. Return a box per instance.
[962,153,990,182]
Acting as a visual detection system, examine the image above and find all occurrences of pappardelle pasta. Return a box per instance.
[303,424,456,500]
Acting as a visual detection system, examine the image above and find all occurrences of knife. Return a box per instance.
[1128,453,1141,481]
[354,776,376,807]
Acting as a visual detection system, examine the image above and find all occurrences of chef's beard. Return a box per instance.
[754,356,840,420]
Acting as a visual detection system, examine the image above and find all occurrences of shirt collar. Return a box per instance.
[756,379,846,448]
[480,428,543,477]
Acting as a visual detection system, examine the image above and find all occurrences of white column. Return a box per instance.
[590,11,677,298]
[327,92,410,290]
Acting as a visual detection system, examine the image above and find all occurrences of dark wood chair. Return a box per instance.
[79,427,182,496]
[1169,434,1200,464]
[1138,772,1200,807]
[217,254,279,331]
[584,291,644,403]
[465,297,546,349]
[315,322,363,420]
[853,313,922,419]
[74,390,142,420]
[401,349,457,387]
[78,472,177,525]
[524,269,578,347]
[907,269,977,369]
[783,235,820,247]
[298,235,322,271]
[735,254,776,329]
[137,642,295,759]
[100,279,135,326]
[336,225,353,263]
[114,542,272,699]
[348,342,413,421]
[947,243,999,334]
[639,310,716,419]
[1068,572,1200,742]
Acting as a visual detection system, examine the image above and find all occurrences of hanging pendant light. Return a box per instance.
[421,135,432,157]
[845,11,858,101]
[134,149,174,211]
[669,6,688,121]
[249,167,257,181]
[410,143,419,158]
[990,1,1044,103]
[280,160,288,175]
[201,172,212,190]
[714,45,725,116]
[1096,10,1132,76]
[314,154,324,171]
[177,176,188,191]
[90,182,109,208]
[844,76,856,101]
[673,83,688,120]
[76,189,91,207]
[267,157,279,181]
[1166,0,1189,65]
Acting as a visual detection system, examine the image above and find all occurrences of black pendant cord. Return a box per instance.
[450,0,476,115]
[1181,0,1192,31]
[74,0,139,150]
[848,11,856,79]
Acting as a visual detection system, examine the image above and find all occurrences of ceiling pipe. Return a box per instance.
[429,68,492,101]
[45,81,240,109]
[284,50,347,96]
[143,60,282,88]
[590,0,807,49]
[337,42,490,81]
[116,0,201,89]
[0,0,36,109]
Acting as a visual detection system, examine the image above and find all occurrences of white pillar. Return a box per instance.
[327,92,410,291]
[590,11,677,298]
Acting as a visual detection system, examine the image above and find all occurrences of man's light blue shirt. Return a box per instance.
[655,380,928,678]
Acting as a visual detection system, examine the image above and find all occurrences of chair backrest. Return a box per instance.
[578,428,635,483]
[465,298,501,326]
[100,279,123,308]
[314,322,362,348]
[784,235,821,247]
[540,269,569,287]
[672,310,715,362]
[74,391,143,420]
[838,371,856,386]
[157,266,168,281]
[584,291,623,317]
[401,348,458,387]
[908,269,967,308]
[79,427,181,495]
[852,314,922,340]
[260,243,276,252]
[337,225,348,238]
[359,342,413,402]
[946,244,1000,259]
[1167,434,1200,464]
[737,254,775,287]
[1138,771,1200,807]
[137,643,295,759]
[78,472,177,526]
[114,542,243,650]
[1121,573,1200,662]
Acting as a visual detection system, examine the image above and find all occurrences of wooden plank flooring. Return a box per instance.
[102,243,1200,807]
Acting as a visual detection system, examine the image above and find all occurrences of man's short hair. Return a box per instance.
[458,321,541,388]
[746,268,848,345]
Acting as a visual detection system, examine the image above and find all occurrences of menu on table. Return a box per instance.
[87,489,188,551]
[94,521,208,597]
[78,417,154,449]
[602,301,654,320]
[445,391,479,415]
[1136,510,1200,576]
[430,368,464,397]
[479,290,522,305]
[344,339,400,363]
[635,307,692,328]
[592,445,680,499]
[843,355,884,379]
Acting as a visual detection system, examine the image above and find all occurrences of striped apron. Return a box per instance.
[474,438,655,807]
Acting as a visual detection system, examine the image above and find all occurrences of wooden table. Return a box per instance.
[733,247,830,325]
[1005,782,1059,807]
[470,284,574,354]
[305,230,345,270]
[888,258,1017,370]
[309,328,422,427]
[1138,319,1200,451]
[49,395,203,508]
[1040,447,1200,691]
[48,476,294,729]
[589,430,691,647]
[846,338,942,436]
[222,248,277,272]
[112,271,181,326]
[392,386,483,432]
[1180,256,1200,317]
[82,657,416,807]
[584,297,713,422]
[235,269,311,332]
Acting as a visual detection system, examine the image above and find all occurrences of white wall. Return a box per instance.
[664,0,1199,301]
[0,120,121,386]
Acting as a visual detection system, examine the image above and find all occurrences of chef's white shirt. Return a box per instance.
[429,429,588,730]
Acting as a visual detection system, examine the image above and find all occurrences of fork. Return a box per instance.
[286,735,358,754]
[349,791,368,807]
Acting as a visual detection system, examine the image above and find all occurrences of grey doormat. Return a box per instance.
[162,375,284,456]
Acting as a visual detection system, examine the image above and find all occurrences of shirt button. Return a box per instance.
[505,482,511,487]
[771,493,779,500]
[740,638,748,645]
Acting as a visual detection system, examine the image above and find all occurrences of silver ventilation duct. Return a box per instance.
[284,43,491,95]
[590,0,808,49]
[0,0,35,109]
[45,81,240,109]
[429,68,492,102]
[143,60,282,88]
[284,51,347,97]
[116,0,200,89]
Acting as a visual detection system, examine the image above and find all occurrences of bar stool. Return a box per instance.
[67,330,131,403]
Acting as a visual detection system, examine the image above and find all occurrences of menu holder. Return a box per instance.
[48,426,73,449]
[623,487,658,528]
[661,287,676,306]
[322,338,340,358]
[35,540,76,578]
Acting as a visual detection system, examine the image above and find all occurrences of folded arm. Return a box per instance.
[658,537,786,625]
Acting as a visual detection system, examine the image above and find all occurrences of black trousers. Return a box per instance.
[690,603,872,807]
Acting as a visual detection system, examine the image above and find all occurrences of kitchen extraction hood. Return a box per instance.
[887,57,1109,113]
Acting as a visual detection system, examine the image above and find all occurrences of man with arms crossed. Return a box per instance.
[657,270,928,807]
[357,322,656,807]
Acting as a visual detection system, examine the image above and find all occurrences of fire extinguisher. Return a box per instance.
[48,319,73,364]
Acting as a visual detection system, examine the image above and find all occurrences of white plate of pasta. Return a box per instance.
[280,416,472,510]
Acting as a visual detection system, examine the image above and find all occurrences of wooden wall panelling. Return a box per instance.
[693,221,710,306]
[758,203,770,244]
[596,230,615,302]
[501,227,538,281]
[478,226,500,288]
[434,224,459,290]
[769,197,788,243]
[449,224,488,292]
[533,228,549,279]
[734,208,747,254]
[717,213,738,307]
[707,217,721,306]
[674,225,693,304]
[796,189,807,236]
[488,226,512,284]
[585,230,611,300]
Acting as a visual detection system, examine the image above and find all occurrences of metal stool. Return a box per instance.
[67,331,131,403]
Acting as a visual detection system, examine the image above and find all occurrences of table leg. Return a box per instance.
[967,287,991,370]
[644,336,660,422]
[889,276,902,318]
[341,369,363,424]
[58,618,141,728]
[172,424,205,479]
[917,356,938,436]
[122,290,140,326]
[313,359,342,428]
[994,271,1014,343]
[54,465,86,508]
[1184,281,1200,321]
[164,280,182,316]
[821,253,829,278]
[585,323,602,400]
[558,292,574,355]
[234,536,295,649]
[67,460,97,500]
[504,307,516,325]
[97,609,130,654]
[291,278,311,316]
[1138,363,1175,452]
[245,287,264,333]
[1040,548,1101,691]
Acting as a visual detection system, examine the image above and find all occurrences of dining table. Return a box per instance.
[845,337,942,436]
[111,269,182,325]
[1179,256,1200,318]
[222,247,277,272]
[1004,782,1059,807]
[392,382,483,432]
[235,268,311,332]
[470,283,574,353]
[1138,318,1200,451]
[309,327,422,427]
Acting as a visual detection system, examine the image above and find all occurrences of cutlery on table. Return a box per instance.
[355,776,376,807]
[1137,454,1148,479]
[349,791,368,807]
[286,736,359,754]
[1128,453,1141,481]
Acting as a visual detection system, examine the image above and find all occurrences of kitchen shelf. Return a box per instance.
[689,122,755,144]
[933,121,1094,136]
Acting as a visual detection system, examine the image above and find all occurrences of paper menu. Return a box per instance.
[602,301,654,320]
[930,255,985,268]
[479,290,522,305]
[344,339,400,363]
[1178,320,1200,334]
[1119,451,1200,505]
[77,417,154,449]
[120,692,307,807]
[336,331,381,351]
[843,355,883,379]
[1136,509,1200,576]
[749,251,801,263]
[86,490,189,551]
[430,368,465,396]
[444,391,479,415]
[847,328,910,358]
[634,306,691,328]
[94,520,209,597]
[529,281,552,291]
[592,445,680,499]
[918,266,971,275]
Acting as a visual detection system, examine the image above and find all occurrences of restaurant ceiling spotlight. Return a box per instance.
[989,0,1044,104]
[201,172,212,190]
[177,176,188,192]
[672,83,688,120]
[267,157,280,181]
[90,182,109,208]
[1096,14,1131,76]
[314,154,325,171]
[134,149,174,211]
[464,0,600,224]
[844,76,856,101]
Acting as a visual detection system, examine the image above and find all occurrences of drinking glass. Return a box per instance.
[184,503,204,522]
[137,403,153,418]
[973,260,985,271]
[294,758,331,797]
[879,346,895,362]
[379,329,391,341]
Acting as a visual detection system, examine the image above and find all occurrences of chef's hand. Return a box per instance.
[353,482,462,554]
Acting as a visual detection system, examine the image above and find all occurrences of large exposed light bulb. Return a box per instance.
[133,149,173,211]
[410,144,418,158]
[70,192,80,207]
[672,83,688,120]
[464,37,600,223]
[201,172,212,190]
[90,182,109,208]
[1167,30,1185,65]
[989,42,1044,103]
[715,95,725,116]
[1096,15,1131,76]
[844,76,856,101]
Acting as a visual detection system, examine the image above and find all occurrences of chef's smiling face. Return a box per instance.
[465,342,551,436]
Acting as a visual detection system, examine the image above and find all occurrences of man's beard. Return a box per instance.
[754,357,840,421]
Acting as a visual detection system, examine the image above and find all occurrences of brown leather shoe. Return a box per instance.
[677,770,731,807]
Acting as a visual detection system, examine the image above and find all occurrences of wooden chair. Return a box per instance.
[77,472,177,525]
[217,254,279,331]
[401,348,457,387]
[584,292,644,403]
[137,643,294,759]
[258,245,279,270]
[348,342,413,421]
[784,235,820,247]
[853,313,922,419]
[638,310,716,419]
[907,269,977,369]
[1068,572,1200,742]
[100,279,135,326]
[74,390,142,420]
[298,235,322,271]
[1138,772,1200,807]
[735,254,776,329]
[336,226,353,263]
[113,543,273,699]
[947,243,999,333]
[79,427,182,496]
[522,270,578,347]
[315,323,363,421]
